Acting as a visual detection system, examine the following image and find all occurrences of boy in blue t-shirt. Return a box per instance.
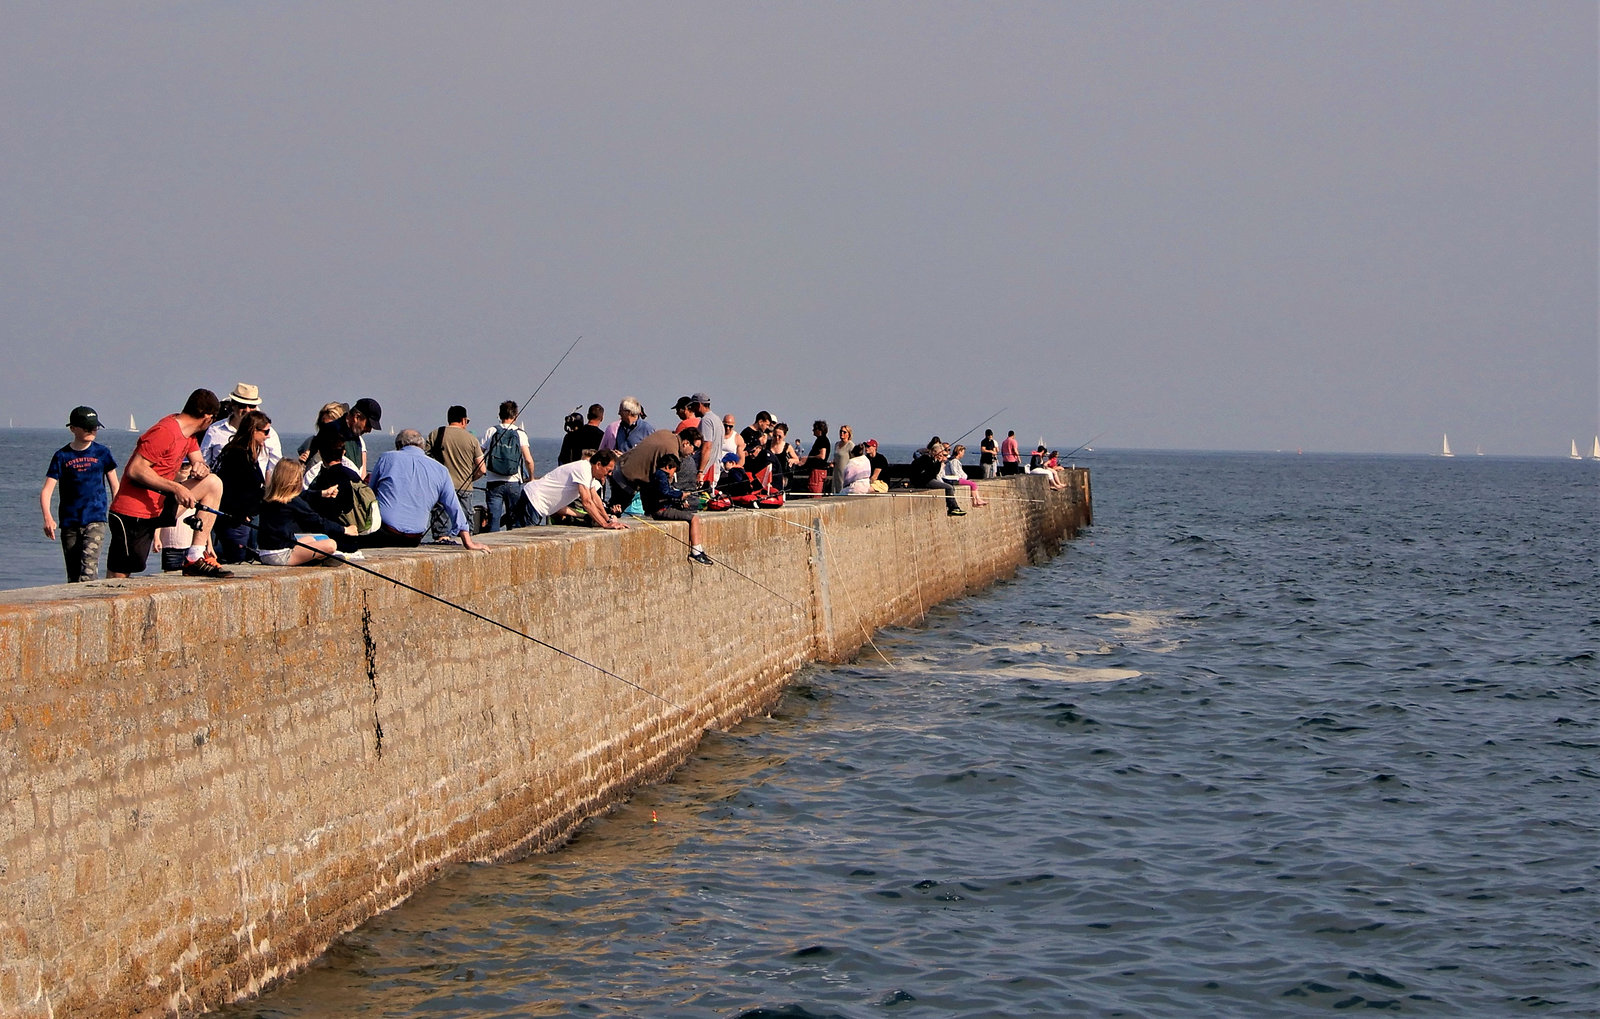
[40,406,121,582]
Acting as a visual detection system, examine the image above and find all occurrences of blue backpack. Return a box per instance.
[487,425,523,476]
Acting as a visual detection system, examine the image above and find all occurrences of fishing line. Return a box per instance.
[622,510,806,612]
[1058,430,1107,462]
[948,406,1008,448]
[510,334,584,427]
[187,504,689,713]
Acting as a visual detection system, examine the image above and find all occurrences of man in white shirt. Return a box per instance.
[520,450,628,530]
[200,382,283,473]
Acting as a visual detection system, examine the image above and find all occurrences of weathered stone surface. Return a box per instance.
[0,473,1088,1018]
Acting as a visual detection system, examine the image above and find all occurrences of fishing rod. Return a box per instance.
[184,503,688,712]
[510,334,583,427]
[1057,430,1106,462]
[948,406,1008,449]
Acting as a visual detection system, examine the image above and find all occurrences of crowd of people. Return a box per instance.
[38,384,1065,584]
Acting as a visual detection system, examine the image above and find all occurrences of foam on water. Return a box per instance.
[983,664,1143,683]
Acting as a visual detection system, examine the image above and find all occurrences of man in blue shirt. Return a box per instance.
[360,430,488,550]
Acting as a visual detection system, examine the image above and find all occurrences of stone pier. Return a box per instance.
[0,472,1089,1017]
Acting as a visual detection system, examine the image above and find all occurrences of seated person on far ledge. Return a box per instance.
[520,449,628,530]
[357,430,488,550]
[841,444,873,494]
[864,438,890,492]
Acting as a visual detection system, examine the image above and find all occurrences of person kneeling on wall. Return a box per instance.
[519,449,628,530]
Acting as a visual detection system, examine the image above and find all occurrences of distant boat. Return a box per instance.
[128,414,137,432]
[1591,436,1600,461]
[1475,445,1484,456]
[1571,439,1582,461]
[1440,434,1454,458]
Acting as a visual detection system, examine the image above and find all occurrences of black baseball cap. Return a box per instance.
[68,406,100,430]
[352,397,382,429]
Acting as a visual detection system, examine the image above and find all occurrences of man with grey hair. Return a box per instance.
[598,396,656,454]
[359,429,488,550]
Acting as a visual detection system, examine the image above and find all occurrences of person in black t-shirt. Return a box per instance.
[559,404,606,465]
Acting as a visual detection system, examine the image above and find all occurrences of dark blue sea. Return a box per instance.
[8,434,1599,1015]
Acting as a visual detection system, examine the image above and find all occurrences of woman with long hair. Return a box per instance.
[256,460,352,566]
[213,409,272,562]
[940,444,989,507]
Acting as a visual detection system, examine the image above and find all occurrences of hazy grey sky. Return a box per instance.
[2,2,1594,454]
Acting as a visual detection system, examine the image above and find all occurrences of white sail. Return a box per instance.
[1591,436,1600,461]
[128,414,137,432]
[1440,434,1454,458]
[1572,439,1582,460]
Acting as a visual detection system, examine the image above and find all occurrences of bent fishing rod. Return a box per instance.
[183,503,688,712]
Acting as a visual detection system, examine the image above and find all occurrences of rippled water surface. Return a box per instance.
[200,452,1596,1015]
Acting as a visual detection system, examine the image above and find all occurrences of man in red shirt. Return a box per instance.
[107,388,232,578]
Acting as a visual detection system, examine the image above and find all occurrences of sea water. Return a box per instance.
[211,451,1599,1017]
[5,435,1597,1014]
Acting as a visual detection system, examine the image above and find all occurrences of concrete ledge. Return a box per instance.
[0,471,1089,1017]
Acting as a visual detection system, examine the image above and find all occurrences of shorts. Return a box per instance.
[107,512,161,575]
[61,521,107,583]
[651,507,697,523]
[256,547,295,566]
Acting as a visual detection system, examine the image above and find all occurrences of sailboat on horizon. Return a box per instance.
[1440,434,1454,458]
[1591,436,1600,461]
[128,414,138,432]
[1571,439,1582,460]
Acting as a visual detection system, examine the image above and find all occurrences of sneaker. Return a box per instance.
[948,507,966,516]
[181,553,233,579]
[687,550,714,566]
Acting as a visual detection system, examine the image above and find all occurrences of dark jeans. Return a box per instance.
[213,521,255,564]
[924,480,959,511]
[430,492,476,540]
[484,481,525,531]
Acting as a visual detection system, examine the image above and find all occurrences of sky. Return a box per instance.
[1,2,1594,455]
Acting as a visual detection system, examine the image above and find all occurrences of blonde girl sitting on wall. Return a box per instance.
[256,460,355,566]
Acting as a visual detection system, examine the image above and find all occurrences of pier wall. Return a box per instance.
[0,472,1089,1018]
